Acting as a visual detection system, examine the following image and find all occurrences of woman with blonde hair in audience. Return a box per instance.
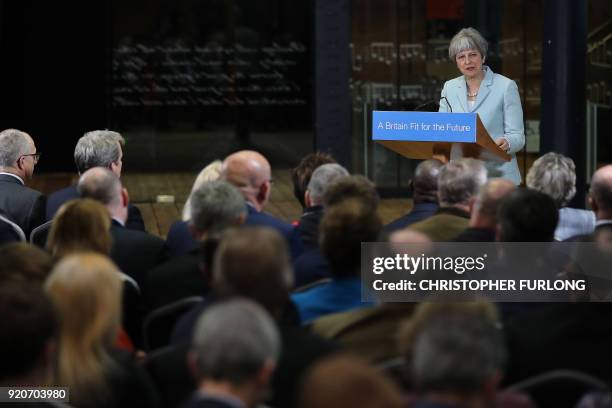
[46,198,112,259]
[45,253,159,408]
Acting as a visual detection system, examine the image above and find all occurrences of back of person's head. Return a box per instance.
[0,243,54,286]
[590,165,612,216]
[320,198,382,277]
[471,179,516,224]
[183,160,224,220]
[0,282,57,383]
[212,227,292,317]
[44,253,122,403]
[74,130,124,174]
[0,128,32,169]
[497,188,558,242]
[77,167,123,207]
[307,163,350,206]
[189,180,247,238]
[410,312,506,399]
[190,299,280,389]
[47,199,112,258]
[323,175,380,211]
[526,152,576,208]
[221,150,272,209]
[298,356,404,408]
[292,152,336,208]
[438,158,487,207]
[413,159,444,203]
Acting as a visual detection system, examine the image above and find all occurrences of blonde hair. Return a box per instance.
[45,253,122,404]
[47,199,112,259]
[182,160,223,221]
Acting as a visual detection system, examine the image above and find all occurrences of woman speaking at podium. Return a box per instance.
[439,27,525,185]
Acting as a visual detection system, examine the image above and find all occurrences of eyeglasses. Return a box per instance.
[19,152,41,164]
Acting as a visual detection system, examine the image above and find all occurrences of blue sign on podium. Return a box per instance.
[372,111,477,143]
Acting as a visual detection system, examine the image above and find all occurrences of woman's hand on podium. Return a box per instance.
[495,137,510,153]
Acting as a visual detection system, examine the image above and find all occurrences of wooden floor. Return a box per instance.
[30,170,412,238]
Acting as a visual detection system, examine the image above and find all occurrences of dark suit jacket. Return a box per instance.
[145,247,209,312]
[408,207,470,242]
[182,395,242,408]
[383,201,439,234]
[47,185,145,231]
[453,227,496,242]
[166,220,197,257]
[0,174,46,238]
[245,204,302,259]
[111,220,169,289]
[296,205,324,250]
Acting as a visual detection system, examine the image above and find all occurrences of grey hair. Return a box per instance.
[189,180,247,234]
[0,129,32,168]
[77,167,122,206]
[74,130,125,174]
[307,163,350,205]
[413,159,444,203]
[192,298,281,385]
[182,160,224,221]
[448,27,488,60]
[412,314,506,393]
[438,158,487,206]
[526,152,576,207]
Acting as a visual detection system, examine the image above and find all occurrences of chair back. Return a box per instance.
[0,214,26,243]
[143,296,203,351]
[29,220,52,247]
[506,369,609,408]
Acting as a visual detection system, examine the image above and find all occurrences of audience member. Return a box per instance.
[0,283,57,388]
[46,130,144,230]
[166,160,223,257]
[496,188,558,242]
[293,163,349,288]
[527,152,595,240]
[0,242,54,286]
[77,167,168,288]
[292,198,382,323]
[323,174,380,211]
[454,178,516,242]
[46,198,112,259]
[409,158,487,241]
[407,310,507,408]
[221,150,301,258]
[185,299,280,408]
[291,152,336,210]
[587,165,612,239]
[384,159,443,233]
[45,253,159,408]
[298,356,405,408]
[0,128,46,238]
[146,180,246,311]
[297,163,349,250]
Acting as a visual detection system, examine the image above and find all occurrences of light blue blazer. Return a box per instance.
[439,66,525,184]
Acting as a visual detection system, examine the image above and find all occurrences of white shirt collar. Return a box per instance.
[0,172,24,185]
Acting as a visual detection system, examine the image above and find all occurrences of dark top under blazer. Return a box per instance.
[0,174,46,238]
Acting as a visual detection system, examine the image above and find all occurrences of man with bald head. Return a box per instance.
[384,159,443,234]
[454,178,516,242]
[222,150,301,258]
[587,165,612,239]
[0,128,45,238]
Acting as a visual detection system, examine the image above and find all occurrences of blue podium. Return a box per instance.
[372,111,510,162]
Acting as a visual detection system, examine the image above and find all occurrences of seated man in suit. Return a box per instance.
[46,129,144,230]
[0,129,46,239]
[586,165,612,240]
[185,300,280,408]
[145,180,247,311]
[384,158,443,234]
[409,158,487,241]
[221,150,302,259]
[77,167,168,289]
[291,151,336,211]
[454,178,516,242]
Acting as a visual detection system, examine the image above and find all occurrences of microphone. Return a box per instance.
[441,96,453,112]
